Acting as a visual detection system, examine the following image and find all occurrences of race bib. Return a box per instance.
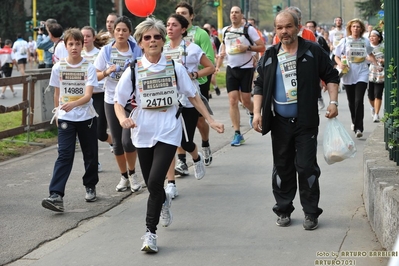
[278,51,297,103]
[137,58,178,109]
[59,60,88,104]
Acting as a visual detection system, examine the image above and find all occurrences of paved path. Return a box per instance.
[1,86,389,266]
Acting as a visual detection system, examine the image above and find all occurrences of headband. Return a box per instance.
[371,30,381,36]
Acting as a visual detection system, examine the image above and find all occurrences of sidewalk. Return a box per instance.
[1,89,389,266]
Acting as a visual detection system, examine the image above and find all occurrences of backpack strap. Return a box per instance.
[223,24,254,45]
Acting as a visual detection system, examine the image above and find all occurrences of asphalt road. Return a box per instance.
[0,81,390,265]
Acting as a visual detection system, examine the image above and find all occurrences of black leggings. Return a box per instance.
[181,107,199,153]
[92,92,108,142]
[137,142,177,233]
[344,82,367,132]
[104,102,136,155]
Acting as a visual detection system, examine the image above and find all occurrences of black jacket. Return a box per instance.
[253,37,339,135]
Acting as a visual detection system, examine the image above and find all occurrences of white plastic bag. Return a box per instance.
[323,117,357,165]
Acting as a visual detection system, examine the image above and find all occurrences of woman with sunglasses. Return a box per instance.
[114,17,224,253]
[81,26,112,172]
[94,16,143,192]
[163,14,215,199]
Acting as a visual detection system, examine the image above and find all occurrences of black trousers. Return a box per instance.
[344,82,367,132]
[270,114,322,218]
[137,142,177,233]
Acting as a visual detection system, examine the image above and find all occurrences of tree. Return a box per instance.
[355,0,382,20]
[0,0,26,43]
[36,0,113,31]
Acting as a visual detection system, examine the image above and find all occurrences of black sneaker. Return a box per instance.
[42,193,64,212]
[214,87,221,96]
[276,214,291,227]
[85,187,97,202]
[303,216,318,230]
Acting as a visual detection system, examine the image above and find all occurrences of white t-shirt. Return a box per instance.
[82,47,104,93]
[12,38,28,61]
[28,40,37,54]
[49,58,98,121]
[163,39,204,108]
[221,25,260,68]
[334,36,374,85]
[53,41,68,63]
[329,28,346,51]
[93,46,133,104]
[114,55,197,148]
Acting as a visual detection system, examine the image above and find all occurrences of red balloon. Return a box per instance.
[125,0,156,17]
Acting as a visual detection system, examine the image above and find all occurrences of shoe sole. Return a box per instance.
[131,185,142,193]
[303,224,318,230]
[141,245,158,253]
[174,169,189,176]
[276,221,291,227]
[85,197,97,202]
[116,186,129,192]
[42,200,64,212]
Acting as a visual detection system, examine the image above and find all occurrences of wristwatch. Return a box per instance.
[329,101,338,107]
[247,45,252,51]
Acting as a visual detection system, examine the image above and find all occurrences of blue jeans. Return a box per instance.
[49,118,98,197]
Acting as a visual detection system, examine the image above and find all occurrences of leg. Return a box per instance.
[353,82,367,132]
[49,120,77,196]
[77,118,99,189]
[295,126,322,218]
[137,143,177,233]
[344,84,356,131]
[229,90,241,131]
[271,115,297,216]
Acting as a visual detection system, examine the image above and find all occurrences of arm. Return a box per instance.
[188,93,224,133]
[193,54,215,79]
[114,102,133,128]
[253,94,263,133]
[215,43,226,72]
[325,83,339,118]
[36,35,54,50]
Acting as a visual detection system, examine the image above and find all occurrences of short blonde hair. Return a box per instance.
[133,17,166,44]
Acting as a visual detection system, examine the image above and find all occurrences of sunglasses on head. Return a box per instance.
[143,34,163,41]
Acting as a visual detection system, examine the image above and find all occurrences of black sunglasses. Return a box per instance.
[143,34,163,41]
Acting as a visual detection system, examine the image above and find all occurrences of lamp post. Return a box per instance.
[89,0,96,30]
[33,0,37,39]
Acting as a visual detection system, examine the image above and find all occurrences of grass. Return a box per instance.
[0,111,58,159]
[210,71,226,91]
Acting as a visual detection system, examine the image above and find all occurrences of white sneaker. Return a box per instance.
[355,130,363,138]
[371,107,375,118]
[202,146,212,166]
[165,183,178,199]
[129,173,142,192]
[318,97,325,110]
[0,93,5,99]
[160,193,173,227]
[141,231,158,253]
[194,152,205,180]
[115,176,129,192]
[373,114,380,123]
[98,162,103,173]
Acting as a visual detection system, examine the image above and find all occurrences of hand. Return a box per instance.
[60,102,76,113]
[325,104,338,118]
[209,121,224,133]
[120,117,135,129]
[253,113,263,133]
